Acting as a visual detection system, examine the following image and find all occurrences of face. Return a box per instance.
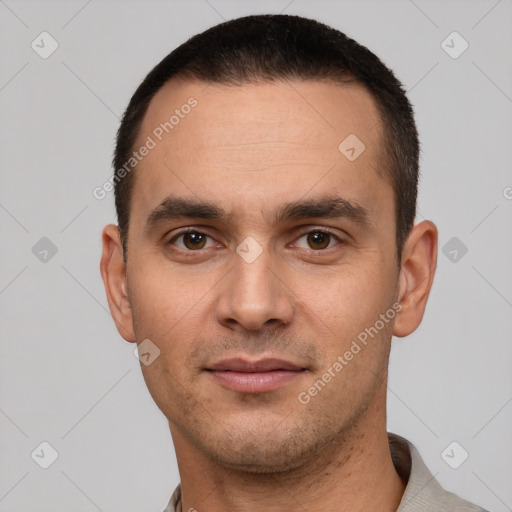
[109,78,405,473]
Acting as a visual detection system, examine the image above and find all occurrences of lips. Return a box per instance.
[207,358,304,372]
[206,358,306,393]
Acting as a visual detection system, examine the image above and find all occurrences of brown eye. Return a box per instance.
[170,231,214,251]
[307,231,331,250]
[295,229,341,251]
[182,232,207,250]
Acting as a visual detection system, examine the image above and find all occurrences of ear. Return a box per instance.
[99,224,136,342]
[393,220,438,338]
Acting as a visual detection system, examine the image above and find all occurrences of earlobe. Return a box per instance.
[99,224,136,342]
[393,220,438,338]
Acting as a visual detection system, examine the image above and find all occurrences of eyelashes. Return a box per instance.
[167,227,343,253]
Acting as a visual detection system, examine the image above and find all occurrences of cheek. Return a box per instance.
[297,276,393,406]
[130,271,206,416]
[129,263,204,331]
[128,267,217,375]
[300,265,392,336]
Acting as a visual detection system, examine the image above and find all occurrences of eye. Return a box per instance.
[294,229,342,251]
[168,229,217,251]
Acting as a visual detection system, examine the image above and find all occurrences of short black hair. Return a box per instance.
[113,14,419,264]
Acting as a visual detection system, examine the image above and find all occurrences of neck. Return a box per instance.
[169,384,405,512]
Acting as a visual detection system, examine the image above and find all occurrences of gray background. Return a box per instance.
[1,0,511,510]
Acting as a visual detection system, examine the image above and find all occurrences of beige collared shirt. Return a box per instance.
[162,432,489,512]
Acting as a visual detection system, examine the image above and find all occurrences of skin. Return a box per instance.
[100,78,437,512]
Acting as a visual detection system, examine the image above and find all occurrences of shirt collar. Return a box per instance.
[163,432,471,512]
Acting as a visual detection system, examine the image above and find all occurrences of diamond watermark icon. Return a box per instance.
[442,236,468,263]
[236,236,263,263]
[441,441,469,469]
[32,237,58,263]
[31,31,59,59]
[441,31,468,59]
[338,134,365,161]
[31,441,59,469]
[134,338,160,366]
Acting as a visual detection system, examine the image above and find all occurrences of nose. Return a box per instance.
[215,244,294,333]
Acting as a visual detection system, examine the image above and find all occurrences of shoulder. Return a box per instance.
[161,483,181,512]
[389,433,490,512]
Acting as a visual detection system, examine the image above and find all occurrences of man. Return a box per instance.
[100,14,489,512]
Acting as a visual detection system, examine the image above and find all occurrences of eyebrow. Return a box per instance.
[145,194,371,232]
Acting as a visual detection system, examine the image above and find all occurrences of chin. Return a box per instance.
[209,441,309,475]
[197,419,337,475]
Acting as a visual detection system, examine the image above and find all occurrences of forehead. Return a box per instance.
[132,77,391,227]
